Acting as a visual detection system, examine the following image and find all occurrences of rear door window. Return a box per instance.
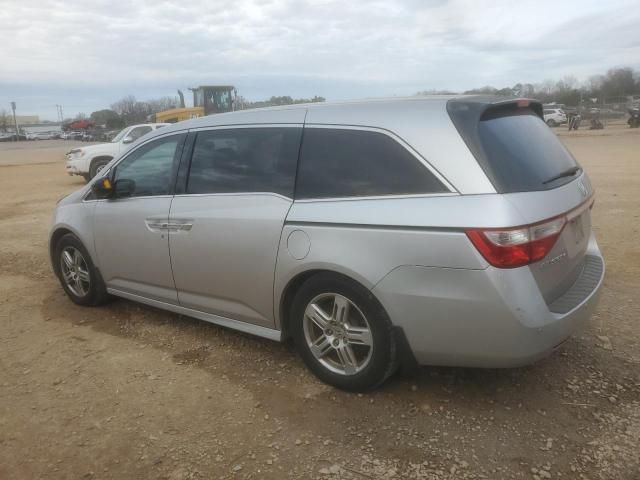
[296,128,448,199]
[448,102,580,193]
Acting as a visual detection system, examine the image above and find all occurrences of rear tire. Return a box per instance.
[89,158,111,179]
[290,273,397,391]
[54,233,110,306]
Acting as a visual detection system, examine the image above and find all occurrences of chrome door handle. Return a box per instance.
[166,219,194,233]
[171,223,193,231]
[145,219,169,232]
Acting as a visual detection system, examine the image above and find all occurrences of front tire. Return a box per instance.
[546,119,557,127]
[290,273,397,391]
[54,233,110,306]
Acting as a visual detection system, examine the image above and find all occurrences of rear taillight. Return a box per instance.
[466,216,566,268]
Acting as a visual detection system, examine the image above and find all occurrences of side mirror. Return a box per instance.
[122,136,134,144]
[91,177,114,199]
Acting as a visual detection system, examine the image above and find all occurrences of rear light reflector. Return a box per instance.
[466,216,566,268]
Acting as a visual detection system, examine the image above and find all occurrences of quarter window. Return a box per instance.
[296,128,448,199]
[113,135,183,197]
[186,128,302,197]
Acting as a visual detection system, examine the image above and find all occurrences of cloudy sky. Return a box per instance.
[1,0,639,120]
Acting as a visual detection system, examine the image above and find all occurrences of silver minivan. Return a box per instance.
[50,97,604,390]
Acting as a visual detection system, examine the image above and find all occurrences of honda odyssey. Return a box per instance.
[50,96,604,390]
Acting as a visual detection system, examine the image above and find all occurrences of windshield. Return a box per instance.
[111,127,129,143]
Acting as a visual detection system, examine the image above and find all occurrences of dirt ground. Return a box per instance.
[0,129,639,480]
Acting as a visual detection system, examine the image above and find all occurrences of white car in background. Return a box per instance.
[65,123,169,181]
[543,108,567,127]
[26,131,54,140]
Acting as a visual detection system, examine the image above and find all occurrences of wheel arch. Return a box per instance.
[49,225,95,277]
[89,155,114,173]
[49,227,75,277]
[278,268,380,340]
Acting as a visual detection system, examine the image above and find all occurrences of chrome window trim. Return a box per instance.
[293,192,458,203]
[172,191,292,201]
[84,191,459,204]
[302,123,457,194]
[93,124,457,203]
[188,123,304,132]
[83,194,174,203]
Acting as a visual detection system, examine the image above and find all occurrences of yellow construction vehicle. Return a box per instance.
[153,86,237,124]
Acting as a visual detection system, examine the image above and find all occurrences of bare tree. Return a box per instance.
[111,95,151,125]
[110,95,180,125]
[146,96,180,113]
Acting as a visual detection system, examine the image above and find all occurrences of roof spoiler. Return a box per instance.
[446,97,545,192]
[447,96,543,121]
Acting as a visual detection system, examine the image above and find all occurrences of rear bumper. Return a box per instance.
[373,237,604,368]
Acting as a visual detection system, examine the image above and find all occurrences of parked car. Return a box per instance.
[26,131,54,140]
[0,132,27,141]
[543,108,567,126]
[80,131,97,142]
[65,123,169,181]
[60,131,83,140]
[50,97,604,391]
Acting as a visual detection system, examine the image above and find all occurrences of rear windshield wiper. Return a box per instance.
[543,166,581,185]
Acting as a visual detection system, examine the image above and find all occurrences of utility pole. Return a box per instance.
[10,102,19,141]
[56,104,64,123]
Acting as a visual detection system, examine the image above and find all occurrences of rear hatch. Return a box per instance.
[448,97,594,304]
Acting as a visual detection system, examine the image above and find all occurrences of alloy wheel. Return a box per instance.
[302,293,373,376]
[60,246,90,297]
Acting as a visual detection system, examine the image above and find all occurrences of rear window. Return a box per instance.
[448,101,580,193]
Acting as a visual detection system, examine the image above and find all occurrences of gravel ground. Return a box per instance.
[0,128,639,479]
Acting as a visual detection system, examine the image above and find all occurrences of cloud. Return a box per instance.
[0,0,639,119]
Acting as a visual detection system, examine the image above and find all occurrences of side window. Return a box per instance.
[296,128,448,199]
[113,135,183,198]
[186,127,301,197]
[128,126,153,142]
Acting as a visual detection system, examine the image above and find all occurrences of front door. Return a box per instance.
[169,126,302,327]
[94,133,185,303]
